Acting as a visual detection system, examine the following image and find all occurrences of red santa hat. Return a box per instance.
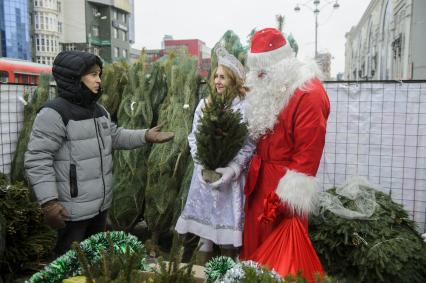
[247,28,294,70]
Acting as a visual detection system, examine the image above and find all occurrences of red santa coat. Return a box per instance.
[240,79,330,281]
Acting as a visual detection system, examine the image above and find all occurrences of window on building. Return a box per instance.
[58,21,62,33]
[122,49,127,58]
[57,1,61,12]
[121,30,126,41]
[93,7,99,16]
[36,36,40,51]
[0,71,9,83]
[35,14,39,29]
[92,25,99,37]
[113,10,117,20]
[121,13,126,23]
[114,47,119,58]
[113,27,118,39]
[40,13,44,29]
[35,0,38,7]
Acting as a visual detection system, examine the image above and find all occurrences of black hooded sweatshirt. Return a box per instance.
[42,51,106,125]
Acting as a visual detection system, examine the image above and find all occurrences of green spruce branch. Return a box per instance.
[195,88,247,170]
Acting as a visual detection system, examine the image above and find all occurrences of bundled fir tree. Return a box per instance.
[109,55,157,231]
[0,173,55,282]
[109,54,171,232]
[144,51,200,244]
[10,73,54,182]
[99,59,129,122]
[195,88,248,183]
[310,184,426,282]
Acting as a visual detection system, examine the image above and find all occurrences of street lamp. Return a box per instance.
[294,0,340,58]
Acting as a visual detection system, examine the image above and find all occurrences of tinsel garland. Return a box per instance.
[205,258,282,283]
[26,231,148,283]
[204,256,236,283]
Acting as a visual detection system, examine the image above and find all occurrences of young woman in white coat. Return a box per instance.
[175,47,255,264]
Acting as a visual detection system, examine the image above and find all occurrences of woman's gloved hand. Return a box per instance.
[197,167,208,185]
[209,167,236,188]
[145,124,174,143]
[41,200,69,229]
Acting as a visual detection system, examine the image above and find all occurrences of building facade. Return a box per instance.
[30,0,60,65]
[60,0,134,63]
[0,0,32,60]
[345,0,426,80]
[27,0,134,64]
[316,52,332,80]
[164,38,211,77]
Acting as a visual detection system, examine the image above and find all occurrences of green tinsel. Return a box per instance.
[204,256,236,283]
[27,231,148,283]
[216,260,284,283]
[205,258,335,283]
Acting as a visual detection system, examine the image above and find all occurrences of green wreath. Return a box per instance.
[27,231,147,283]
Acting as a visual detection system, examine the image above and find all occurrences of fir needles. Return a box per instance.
[195,89,248,171]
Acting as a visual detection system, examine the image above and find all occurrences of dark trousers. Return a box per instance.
[54,210,108,258]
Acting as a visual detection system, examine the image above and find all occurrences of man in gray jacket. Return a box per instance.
[24,51,174,256]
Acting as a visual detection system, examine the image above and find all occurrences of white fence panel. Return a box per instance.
[1,81,426,232]
[0,84,35,175]
[318,81,426,232]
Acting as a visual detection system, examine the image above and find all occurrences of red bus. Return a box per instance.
[0,58,52,85]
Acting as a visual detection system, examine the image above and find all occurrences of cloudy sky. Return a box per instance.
[133,0,372,77]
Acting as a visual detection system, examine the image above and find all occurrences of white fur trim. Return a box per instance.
[275,169,319,216]
[228,161,241,180]
[247,44,294,70]
[244,58,323,139]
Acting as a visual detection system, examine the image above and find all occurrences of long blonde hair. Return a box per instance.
[209,65,248,100]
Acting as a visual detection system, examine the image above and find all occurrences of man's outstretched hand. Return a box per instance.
[145,124,174,143]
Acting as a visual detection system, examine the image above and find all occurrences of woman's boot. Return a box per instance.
[220,245,238,260]
[195,250,214,266]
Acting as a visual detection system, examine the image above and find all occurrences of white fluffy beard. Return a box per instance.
[244,57,322,140]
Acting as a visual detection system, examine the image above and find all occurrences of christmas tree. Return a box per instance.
[144,50,200,244]
[10,73,54,182]
[310,186,426,282]
[195,88,248,182]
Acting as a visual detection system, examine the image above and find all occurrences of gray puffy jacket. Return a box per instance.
[24,51,147,221]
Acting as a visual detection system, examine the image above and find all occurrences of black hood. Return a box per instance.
[52,51,103,107]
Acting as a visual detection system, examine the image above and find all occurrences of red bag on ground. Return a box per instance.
[249,216,324,282]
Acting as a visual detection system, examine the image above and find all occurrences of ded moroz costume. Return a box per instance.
[240,28,330,282]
